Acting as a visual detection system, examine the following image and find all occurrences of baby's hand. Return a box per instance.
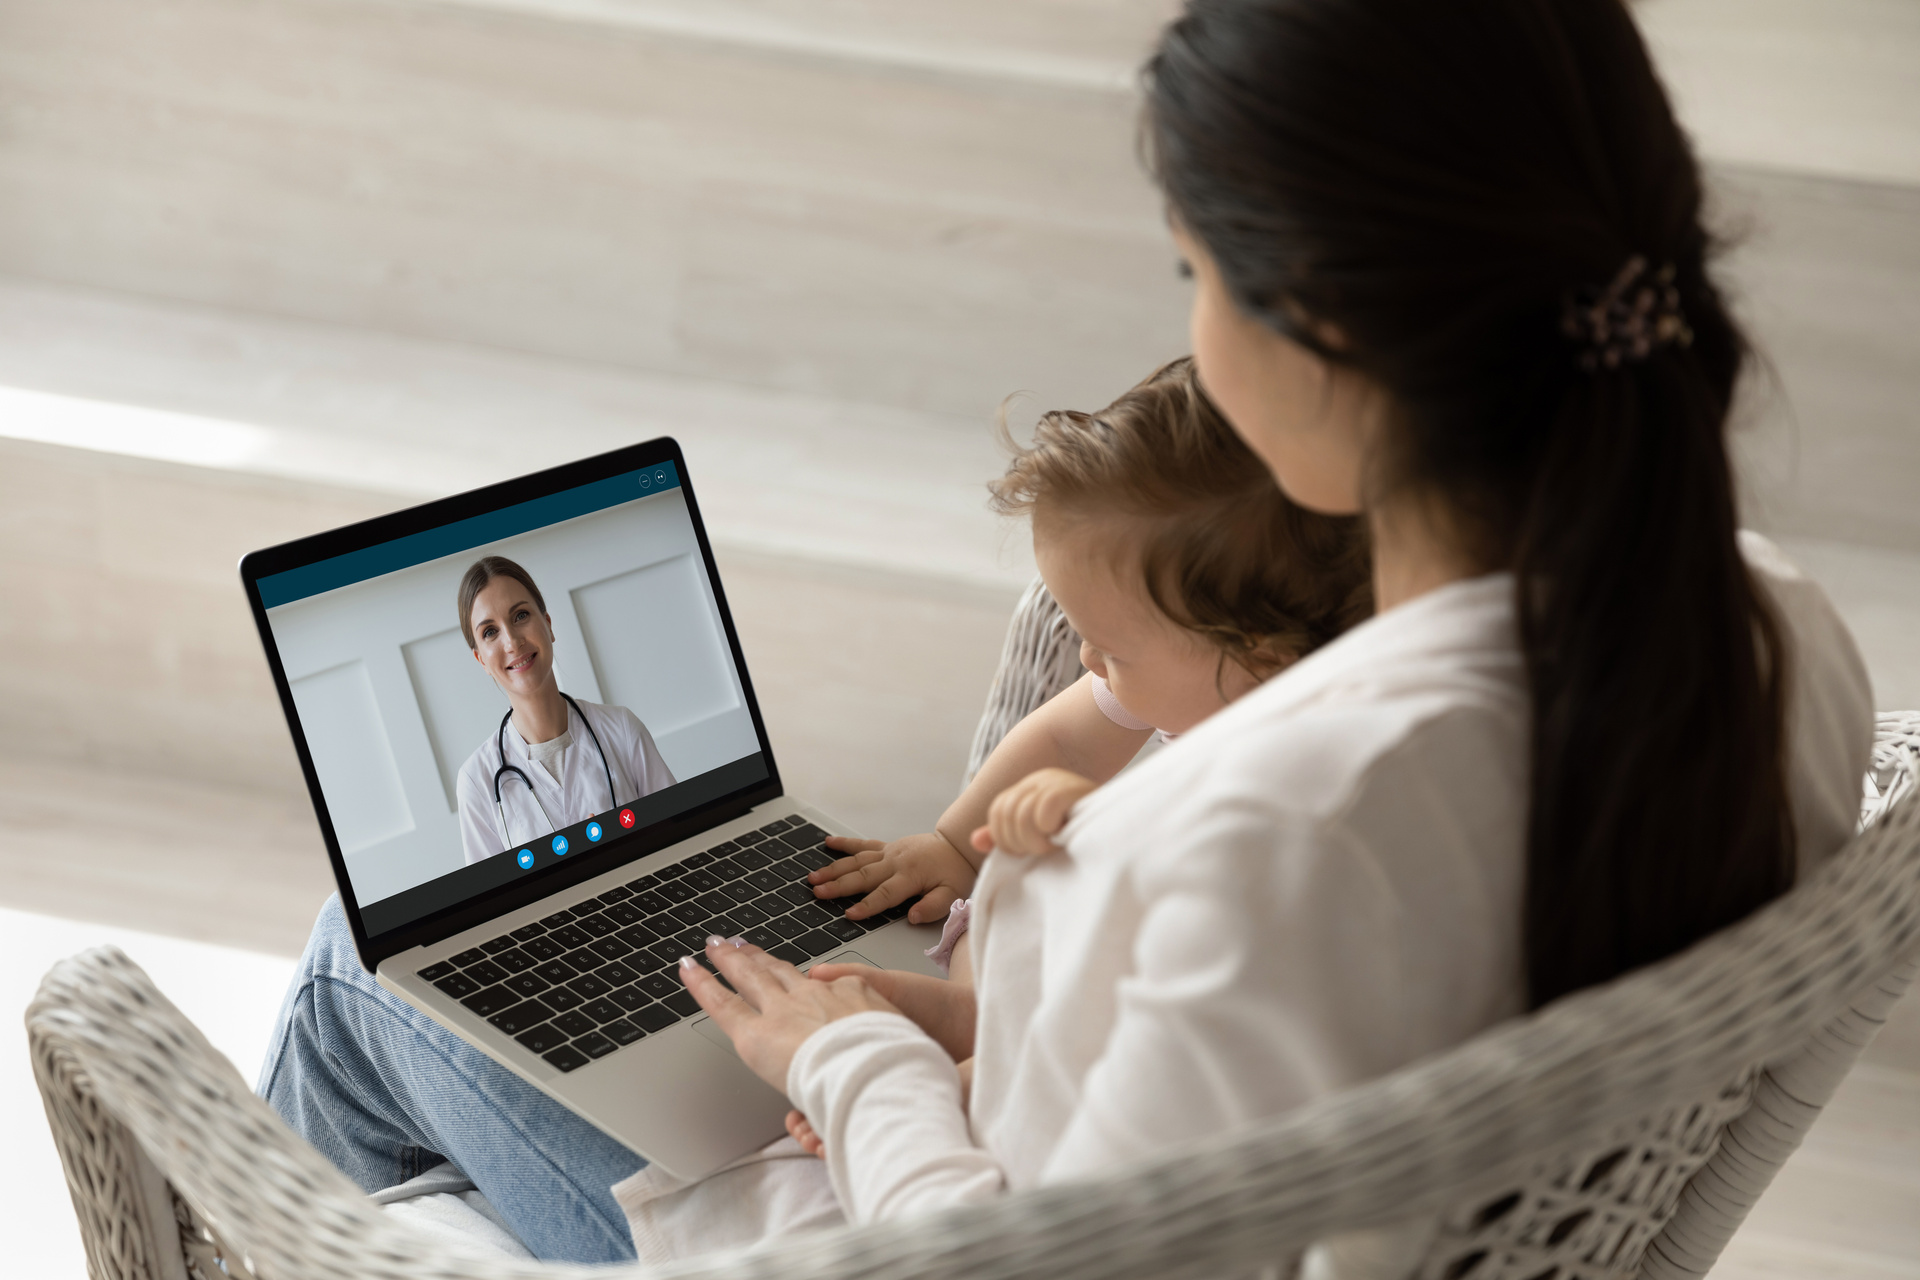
[809,832,976,924]
[785,1109,825,1159]
[973,768,1097,858]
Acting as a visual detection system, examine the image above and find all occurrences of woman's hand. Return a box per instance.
[806,963,977,1062]
[810,833,977,924]
[678,938,903,1091]
[971,767,1098,858]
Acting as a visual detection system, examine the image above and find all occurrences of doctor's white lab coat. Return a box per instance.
[455,698,676,864]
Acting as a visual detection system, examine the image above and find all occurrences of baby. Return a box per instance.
[810,356,1372,964]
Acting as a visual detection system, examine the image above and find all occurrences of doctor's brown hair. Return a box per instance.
[458,556,548,650]
[989,357,1371,678]
[1148,0,1791,1006]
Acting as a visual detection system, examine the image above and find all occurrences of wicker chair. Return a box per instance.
[27,649,1920,1280]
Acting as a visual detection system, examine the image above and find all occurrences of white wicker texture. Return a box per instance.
[27,714,1920,1280]
[963,577,1084,782]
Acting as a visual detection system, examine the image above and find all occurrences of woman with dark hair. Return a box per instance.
[260,2,1874,1270]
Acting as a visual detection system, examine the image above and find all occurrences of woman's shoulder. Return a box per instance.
[572,697,648,738]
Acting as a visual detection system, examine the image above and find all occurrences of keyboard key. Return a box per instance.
[685,851,716,869]
[645,941,686,969]
[576,1027,619,1056]
[735,829,768,845]
[758,817,794,836]
[668,902,708,927]
[463,958,508,986]
[744,868,785,894]
[627,872,660,890]
[741,926,782,950]
[449,948,487,968]
[791,846,837,871]
[542,986,585,1013]
[597,886,633,904]
[702,914,741,938]
[481,935,518,954]
[576,914,618,939]
[515,1023,568,1054]
[683,870,721,895]
[597,960,641,987]
[548,924,592,950]
[662,991,699,1016]
[504,972,552,998]
[490,999,555,1036]
[705,840,739,857]
[509,922,548,942]
[791,901,837,928]
[857,913,891,932]
[655,861,691,880]
[633,1005,679,1033]
[637,972,680,1000]
[692,891,734,916]
[417,961,457,982]
[773,882,814,907]
[539,909,577,928]
[822,917,865,943]
[432,972,481,999]
[631,890,670,914]
[567,973,612,999]
[604,902,644,926]
[564,947,609,972]
[532,960,578,985]
[767,914,808,940]
[492,947,536,974]
[602,1018,645,1046]
[520,936,565,962]
[660,880,698,904]
[732,846,774,870]
[614,924,658,950]
[769,853,813,879]
[781,823,827,847]
[582,998,625,1024]
[728,902,771,928]
[461,985,521,1017]
[552,1010,599,1038]
[542,1044,590,1073]
[589,936,635,962]
[610,985,652,1012]
[769,942,810,966]
[709,857,746,881]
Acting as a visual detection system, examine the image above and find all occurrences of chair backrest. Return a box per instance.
[29,716,1920,1280]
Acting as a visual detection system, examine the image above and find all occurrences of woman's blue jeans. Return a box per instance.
[257,896,647,1263]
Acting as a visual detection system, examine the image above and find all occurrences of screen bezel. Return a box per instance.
[239,437,784,971]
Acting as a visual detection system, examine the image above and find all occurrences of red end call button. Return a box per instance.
[618,809,636,829]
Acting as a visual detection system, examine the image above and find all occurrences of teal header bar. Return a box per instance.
[257,462,681,609]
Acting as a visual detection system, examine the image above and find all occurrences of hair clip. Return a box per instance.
[1560,255,1693,372]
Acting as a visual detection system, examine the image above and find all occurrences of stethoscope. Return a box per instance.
[491,692,617,847]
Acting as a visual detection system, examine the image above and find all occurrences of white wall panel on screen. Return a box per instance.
[288,660,415,855]
[403,627,509,811]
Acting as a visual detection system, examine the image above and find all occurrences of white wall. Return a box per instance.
[265,487,756,904]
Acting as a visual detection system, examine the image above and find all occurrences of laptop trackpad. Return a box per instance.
[690,950,878,1053]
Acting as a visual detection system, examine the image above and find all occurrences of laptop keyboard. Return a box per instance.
[416,816,914,1074]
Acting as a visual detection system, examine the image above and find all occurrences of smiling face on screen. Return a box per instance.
[469,575,558,703]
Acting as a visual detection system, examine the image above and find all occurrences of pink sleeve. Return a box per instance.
[1089,674,1155,732]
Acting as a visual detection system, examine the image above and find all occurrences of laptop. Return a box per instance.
[241,437,944,1179]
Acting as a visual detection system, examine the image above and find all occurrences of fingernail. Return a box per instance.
[728,935,746,948]
[678,955,697,970]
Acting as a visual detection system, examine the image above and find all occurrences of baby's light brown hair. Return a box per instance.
[990,357,1371,677]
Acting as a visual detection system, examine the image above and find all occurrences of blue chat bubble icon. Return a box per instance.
[586,821,603,842]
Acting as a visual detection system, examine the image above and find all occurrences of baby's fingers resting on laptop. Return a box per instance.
[812,832,978,923]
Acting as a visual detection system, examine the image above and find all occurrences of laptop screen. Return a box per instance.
[245,445,775,951]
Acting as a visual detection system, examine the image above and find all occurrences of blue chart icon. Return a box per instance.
[516,849,535,870]
[552,834,569,856]
[585,821,603,843]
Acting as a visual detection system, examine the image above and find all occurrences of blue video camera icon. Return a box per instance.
[517,849,535,869]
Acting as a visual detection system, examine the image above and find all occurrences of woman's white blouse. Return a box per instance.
[455,699,676,864]
[777,534,1872,1263]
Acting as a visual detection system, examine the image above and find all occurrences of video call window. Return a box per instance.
[258,466,761,910]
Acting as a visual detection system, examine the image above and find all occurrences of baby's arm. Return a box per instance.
[811,674,1150,919]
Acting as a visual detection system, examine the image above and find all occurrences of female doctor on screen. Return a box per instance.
[453,556,676,865]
